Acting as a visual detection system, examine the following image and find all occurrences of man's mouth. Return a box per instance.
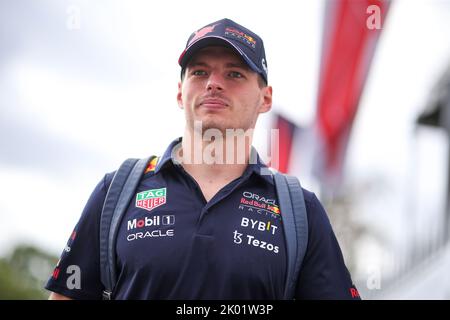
[199,98,229,109]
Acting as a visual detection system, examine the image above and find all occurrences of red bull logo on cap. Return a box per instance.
[188,24,217,46]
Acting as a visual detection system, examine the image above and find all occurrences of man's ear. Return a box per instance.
[259,86,272,114]
[177,82,184,109]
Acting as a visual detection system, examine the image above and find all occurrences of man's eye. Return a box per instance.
[192,70,207,76]
[229,71,243,78]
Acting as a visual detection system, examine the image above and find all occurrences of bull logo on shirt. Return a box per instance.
[136,187,167,212]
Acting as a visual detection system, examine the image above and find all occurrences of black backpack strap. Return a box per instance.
[99,156,151,300]
[273,172,309,300]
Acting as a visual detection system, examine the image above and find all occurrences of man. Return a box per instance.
[47,18,360,300]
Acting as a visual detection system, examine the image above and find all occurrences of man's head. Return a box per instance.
[177,18,272,134]
[178,18,269,86]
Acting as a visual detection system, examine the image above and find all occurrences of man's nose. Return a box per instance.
[206,72,224,92]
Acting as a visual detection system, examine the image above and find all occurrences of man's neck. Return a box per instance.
[178,128,254,184]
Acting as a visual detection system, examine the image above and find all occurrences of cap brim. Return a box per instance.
[178,36,263,76]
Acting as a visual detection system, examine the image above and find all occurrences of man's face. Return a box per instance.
[177,46,272,134]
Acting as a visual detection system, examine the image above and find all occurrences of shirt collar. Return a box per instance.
[154,137,274,185]
[153,137,182,174]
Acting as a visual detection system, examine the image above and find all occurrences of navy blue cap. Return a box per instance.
[178,18,268,84]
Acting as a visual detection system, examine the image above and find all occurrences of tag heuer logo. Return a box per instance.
[136,188,167,212]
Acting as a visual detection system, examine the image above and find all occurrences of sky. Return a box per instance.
[1,0,450,295]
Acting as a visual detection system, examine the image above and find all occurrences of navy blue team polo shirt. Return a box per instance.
[46,137,360,300]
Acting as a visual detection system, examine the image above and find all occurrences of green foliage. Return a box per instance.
[0,244,58,299]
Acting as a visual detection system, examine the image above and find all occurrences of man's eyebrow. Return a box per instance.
[187,61,209,68]
[225,62,250,70]
[187,61,250,70]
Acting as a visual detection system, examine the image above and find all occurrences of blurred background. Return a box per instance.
[0,0,449,299]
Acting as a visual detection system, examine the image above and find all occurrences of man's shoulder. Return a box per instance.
[102,156,160,188]
[104,171,115,185]
[300,187,316,206]
[298,186,329,225]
